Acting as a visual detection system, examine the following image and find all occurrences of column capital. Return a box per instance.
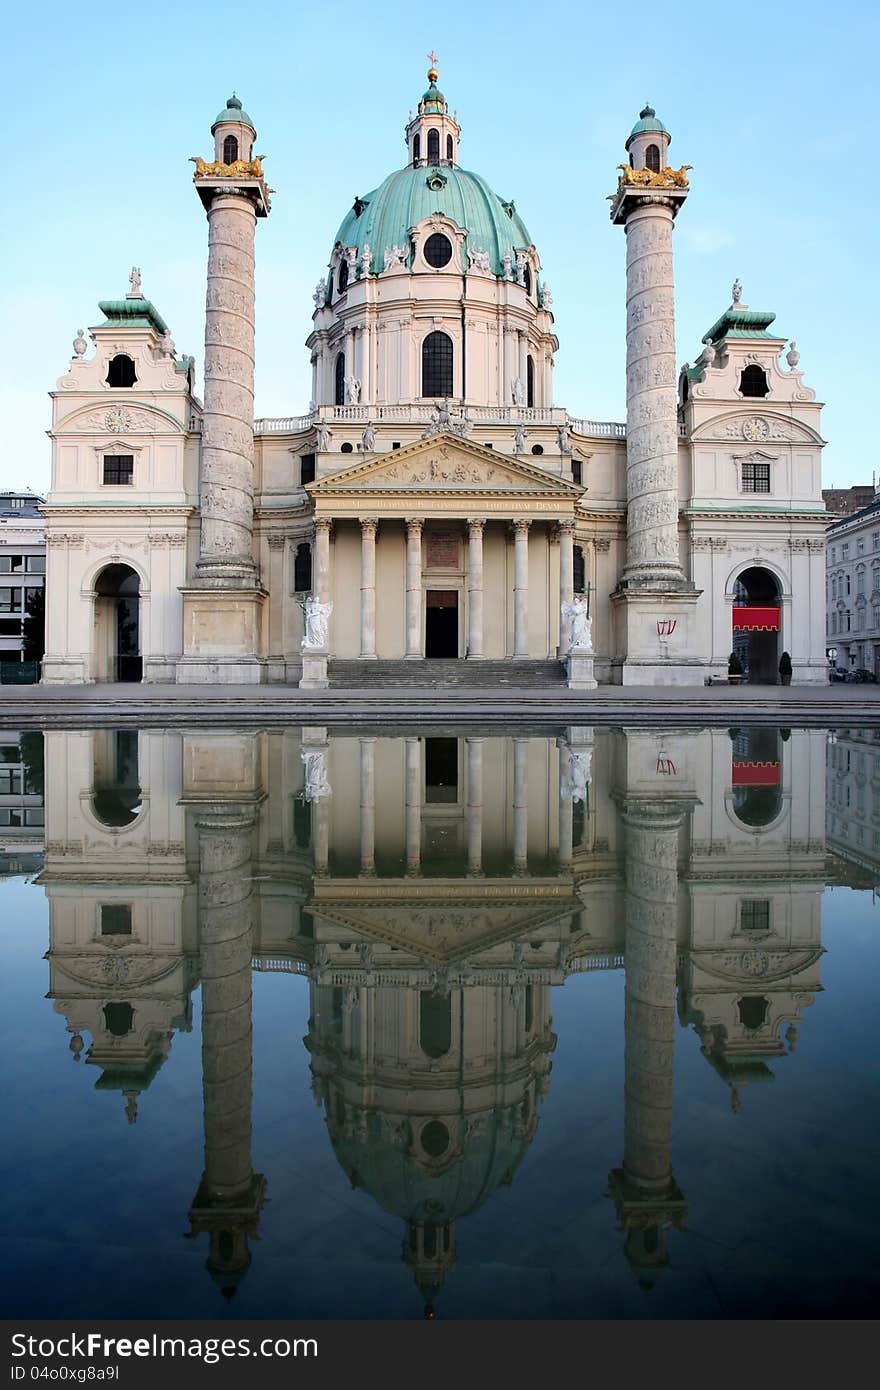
[467,516,487,532]
[358,517,379,534]
[314,517,333,536]
[405,517,424,533]
[511,518,531,536]
[557,519,577,537]
[267,534,286,550]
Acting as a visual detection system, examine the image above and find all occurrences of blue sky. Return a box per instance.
[3,0,877,492]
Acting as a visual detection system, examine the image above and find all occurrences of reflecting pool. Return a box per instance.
[1,725,879,1319]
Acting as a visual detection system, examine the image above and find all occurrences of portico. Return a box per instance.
[305,434,583,663]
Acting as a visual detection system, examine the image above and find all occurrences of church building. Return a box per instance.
[41,63,829,686]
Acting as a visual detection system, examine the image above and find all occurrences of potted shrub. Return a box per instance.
[778,651,792,686]
[728,651,744,683]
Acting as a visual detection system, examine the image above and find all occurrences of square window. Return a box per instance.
[25,556,45,574]
[0,588,23,613]
[101,904,132,936]
[103,455,134,485]
[740,900,770,933]
[741,461,771,493]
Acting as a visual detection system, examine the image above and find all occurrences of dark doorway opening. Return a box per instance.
[425,737,458,803]
[95,563,141,682]
[425,591,458,657]
[732,567,780,684]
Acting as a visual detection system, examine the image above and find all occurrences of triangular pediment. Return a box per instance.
[309,880,580,962]
[308,433,583,498]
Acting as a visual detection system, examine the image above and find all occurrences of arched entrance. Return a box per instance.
[92,730,142,826]
[729,728,783,827]
[732,568,780,684]
[94,564,141,682]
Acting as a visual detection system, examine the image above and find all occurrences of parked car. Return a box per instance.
[845,668,878,683]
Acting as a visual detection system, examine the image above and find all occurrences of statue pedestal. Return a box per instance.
[610,588,702,686]
[567,648,597,690]
[299,651,329,689]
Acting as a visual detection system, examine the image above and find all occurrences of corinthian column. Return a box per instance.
[466,736,484,875]
[405,519,423,659]
[512,519,530,659]
[405,737,421,875]
[359,518,378,659]
[467,518,485,659]
[558,520,575,655]
[513,736,529,873]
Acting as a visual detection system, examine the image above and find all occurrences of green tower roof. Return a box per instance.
[96,299,168,336]
[331,163,535,282]
[211,93,255,134]
[704,307,779,344]
[627,104,670,143]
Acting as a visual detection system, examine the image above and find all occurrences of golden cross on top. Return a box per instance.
[427,50,438,68]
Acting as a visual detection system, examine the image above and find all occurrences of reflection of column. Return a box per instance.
[513,519,530,658]
[609,800,688,1275]
[467,518,485,659]
[314,519,332,605]
[513,737,529,873]
[405,737,421,875]
[466,737,484,875]
[359,518,377,659]
[360,736,376,875]
[405,519,423,659]
[188,805,265,1296]
[558,520,575,656]
[558,741,573,868]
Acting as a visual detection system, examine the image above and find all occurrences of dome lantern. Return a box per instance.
[210,92,256,166]
[406,53,460,169]
[624,102,671,173]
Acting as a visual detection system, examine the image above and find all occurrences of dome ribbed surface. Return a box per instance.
[333,164,534,277]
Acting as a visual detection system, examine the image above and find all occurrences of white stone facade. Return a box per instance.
[41,74,829,686]
[825,495,880,674]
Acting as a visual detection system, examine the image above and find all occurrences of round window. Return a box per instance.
[531,444,544,456]
[424,233,453,268]
[421,1120,450,1158]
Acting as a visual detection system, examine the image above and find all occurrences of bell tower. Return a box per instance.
[178,96,272,685]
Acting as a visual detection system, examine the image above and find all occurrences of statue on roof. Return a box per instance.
[731,277,743,305]
[127,266,143,298]
[72,329,87,359]
[786,341,800,369]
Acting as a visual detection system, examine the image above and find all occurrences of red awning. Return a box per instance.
[732,760,781,787]
[732,606,780,631]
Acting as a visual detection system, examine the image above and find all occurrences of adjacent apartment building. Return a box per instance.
[0,490,46,668]
[826,489,880,672]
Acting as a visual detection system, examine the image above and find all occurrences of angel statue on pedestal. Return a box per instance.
[301,596,333,651]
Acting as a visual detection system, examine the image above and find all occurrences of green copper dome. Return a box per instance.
[422,80,446,108]
[211,94,255,134]
[332,163,535,280]
[628,103,669,140]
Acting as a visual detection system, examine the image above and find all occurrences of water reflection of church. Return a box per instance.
[37,724,827,1308]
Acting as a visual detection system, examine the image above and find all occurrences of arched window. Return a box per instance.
[645,143,661,172]
[104,1002,134,1037]
[293,542,312,592]
[106,354,136,388]
[738,996,769,1030]
[413,133,421,163]
[526,355,535,407]
[420,991,452,1058]
[336,258,348,296]
[446,133,453,162]
[223,134,238,164]
[422,331,453,397]
[334,354,345,405]
[740,364,769,398]
[427,128,440,164]
[524,263,532,296]
[573,545,586,594]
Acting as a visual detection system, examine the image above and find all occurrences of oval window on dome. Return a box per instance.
[424,233,453,268]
